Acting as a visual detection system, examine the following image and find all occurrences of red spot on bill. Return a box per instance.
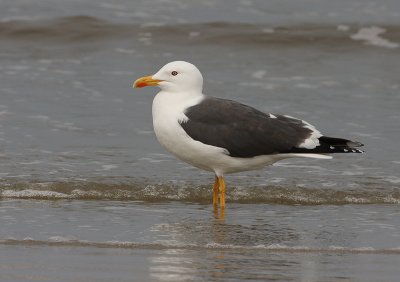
[137,82,147,88]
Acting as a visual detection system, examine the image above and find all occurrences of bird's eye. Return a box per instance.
[171,71,178,76]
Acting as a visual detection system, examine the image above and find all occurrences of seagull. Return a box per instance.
[133,61,363,212]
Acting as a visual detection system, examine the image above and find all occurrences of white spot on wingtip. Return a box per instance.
[330,146,335,149]
[344,149,348,152]
[269,113,277,119]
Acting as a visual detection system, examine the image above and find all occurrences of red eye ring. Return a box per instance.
[171,71,178,76]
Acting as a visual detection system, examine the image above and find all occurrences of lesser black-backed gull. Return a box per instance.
[133,61,364,213]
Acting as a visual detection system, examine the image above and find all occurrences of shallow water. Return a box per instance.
[1,200,400,281]
[1,0,400,281]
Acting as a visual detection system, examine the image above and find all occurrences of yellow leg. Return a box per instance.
[213,176,219,206]
[212,175,226,220]
[218,176,226,209]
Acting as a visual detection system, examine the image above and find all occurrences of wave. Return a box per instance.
[0,16,398,47]
[1,181,399,204]
[1,237,399,254]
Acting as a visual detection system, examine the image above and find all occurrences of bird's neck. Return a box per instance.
[152,90,205,119]
[156,90,204,104]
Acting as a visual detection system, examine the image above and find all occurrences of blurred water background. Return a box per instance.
[1,0,400,281]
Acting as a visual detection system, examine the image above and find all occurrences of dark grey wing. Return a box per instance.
[180,97,314,158]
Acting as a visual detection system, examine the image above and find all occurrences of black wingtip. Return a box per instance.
[346,141,364,148]
[293,136,366,154]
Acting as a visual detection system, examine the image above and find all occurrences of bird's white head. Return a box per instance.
[133,61,203,93]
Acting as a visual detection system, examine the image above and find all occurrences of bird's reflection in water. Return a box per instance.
[208,206,299,280]
[210,210,227,278]
[148,205,299,281]
[213,205,225,221]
